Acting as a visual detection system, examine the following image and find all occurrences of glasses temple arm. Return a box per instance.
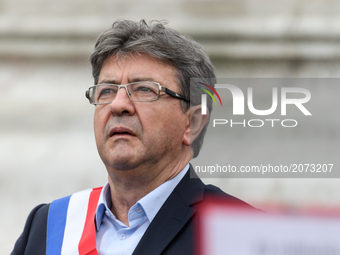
[162,87,190,102]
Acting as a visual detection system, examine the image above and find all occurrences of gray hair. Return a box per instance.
[90,19,216,158]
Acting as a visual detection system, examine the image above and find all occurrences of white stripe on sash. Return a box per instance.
[61,189,93,255]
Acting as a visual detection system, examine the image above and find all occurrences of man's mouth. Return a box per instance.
[109,127,136,137]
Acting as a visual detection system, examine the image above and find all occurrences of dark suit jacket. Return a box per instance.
[11,166,252,255]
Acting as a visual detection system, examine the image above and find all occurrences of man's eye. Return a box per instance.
[137,86,151,92]
[134,85,159,94]
[100,88,115,96]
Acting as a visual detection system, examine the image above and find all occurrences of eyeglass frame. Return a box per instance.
[85,81,190,105]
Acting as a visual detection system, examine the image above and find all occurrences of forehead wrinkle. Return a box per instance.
[99,53,150,84]
[98,56,126,85]
[99,53,178,89]
[98,79,118,84]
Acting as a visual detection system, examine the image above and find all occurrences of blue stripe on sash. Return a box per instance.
[46,195,71,255]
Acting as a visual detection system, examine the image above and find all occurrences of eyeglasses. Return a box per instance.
[85,81,190,105]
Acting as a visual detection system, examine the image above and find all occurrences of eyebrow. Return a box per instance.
[98,77,159,85]
[130,77,158,83]
[98,79,118,85]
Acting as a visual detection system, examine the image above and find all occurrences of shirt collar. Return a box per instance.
[95,183,111,230]
[138,164,189,222]
[95,164,189,230]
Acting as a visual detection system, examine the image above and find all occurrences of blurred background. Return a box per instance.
[1,0,340,253]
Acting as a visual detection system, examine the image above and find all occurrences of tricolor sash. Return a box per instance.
[46,187,103,255]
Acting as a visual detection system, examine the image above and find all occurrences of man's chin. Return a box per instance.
[105,153,144,171]
[112,161,137,171]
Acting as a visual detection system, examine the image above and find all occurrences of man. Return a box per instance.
[11,19,251,255]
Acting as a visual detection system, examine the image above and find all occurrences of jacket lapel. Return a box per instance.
[132,166,205,255]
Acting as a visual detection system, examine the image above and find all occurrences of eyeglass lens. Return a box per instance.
[92,82,160,103]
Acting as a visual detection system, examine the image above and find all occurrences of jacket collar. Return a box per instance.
[132,164,206,255]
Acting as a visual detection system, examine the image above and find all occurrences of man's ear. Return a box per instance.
[183,105,209,146]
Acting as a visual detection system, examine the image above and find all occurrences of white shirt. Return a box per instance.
[95,164,189,255]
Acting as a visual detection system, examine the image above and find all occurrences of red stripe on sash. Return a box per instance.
[78,187,102,255]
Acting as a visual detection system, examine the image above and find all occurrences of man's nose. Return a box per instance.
[109,87,135,116]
